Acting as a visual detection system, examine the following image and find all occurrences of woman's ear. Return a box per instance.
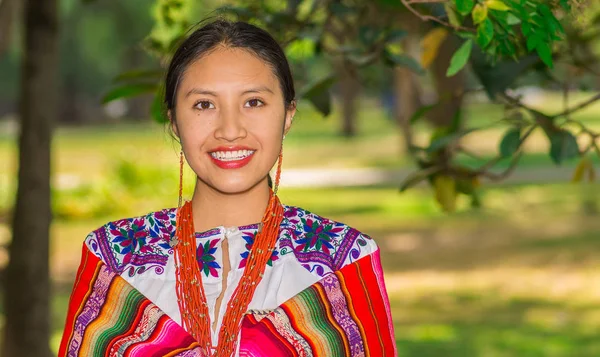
[283,101,296,136]
[169,110,180,138]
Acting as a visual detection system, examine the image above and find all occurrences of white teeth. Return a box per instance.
[210,150,255,161]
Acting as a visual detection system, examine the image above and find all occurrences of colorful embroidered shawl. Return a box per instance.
[59,206,397,356]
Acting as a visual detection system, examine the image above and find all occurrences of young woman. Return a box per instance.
[59,20,396,357]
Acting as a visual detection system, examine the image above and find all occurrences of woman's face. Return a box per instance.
[171,46,295,194]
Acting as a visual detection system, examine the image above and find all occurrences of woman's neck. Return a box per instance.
[189,178,271,232]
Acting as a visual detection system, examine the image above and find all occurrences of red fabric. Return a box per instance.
[58,245,102,357]
[240,315,298,356]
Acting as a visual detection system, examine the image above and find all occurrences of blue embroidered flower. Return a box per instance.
[110,218,149,262]
[239,231,279,268]
[197,239,221,277]
[294,218,343,254]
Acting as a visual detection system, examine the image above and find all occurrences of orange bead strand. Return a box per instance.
[173,148,285,356]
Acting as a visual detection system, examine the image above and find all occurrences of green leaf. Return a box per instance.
[506,13,521,25]
[535,41,553,68]
[286,38,316,61]
[538,4,564,35]
[548,130,579,165]
[399,166,443,192]
[486,0,510,11]
[410,104,436,124]
[472,4,488,24]
[347,52,378,66]
[427,128,476,153]
[521,21,532,36]
[499,128,521,157]
[445,3,462,27]
[151,92,168,124]
[449,106,463,133]
[102,83,158,104]
[526,34,542,51]
[476,18,494,48]
[446,39,472,77]
[559,0,570,10]
[383,50,425,74]
[300,75,337,117]
[455,0,475,16]
[470,47,539,99]
[455,31,475,40]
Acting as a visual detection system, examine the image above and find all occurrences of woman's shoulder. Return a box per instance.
[279,204,379,277]
[83,207,178,275]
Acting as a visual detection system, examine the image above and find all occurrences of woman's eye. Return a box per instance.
[245,99,264,108]
[195,101,215,110]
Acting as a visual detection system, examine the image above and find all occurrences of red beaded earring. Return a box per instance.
[178,149,184,209]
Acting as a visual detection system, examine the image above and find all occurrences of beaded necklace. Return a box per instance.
[171,152,284,356]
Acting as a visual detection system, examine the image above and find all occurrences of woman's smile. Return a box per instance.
[208,145,257,169]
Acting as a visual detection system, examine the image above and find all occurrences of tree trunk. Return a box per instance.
[338,61,359,137]
[0,0,19,56]
[428,34,466,128]
[392,33,423,152]
[2,0,58,355]
[392,14,423,153]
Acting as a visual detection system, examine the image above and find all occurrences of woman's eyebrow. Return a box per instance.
[185,88,218,97]
[242,86,274,95]
[185,86,274,97]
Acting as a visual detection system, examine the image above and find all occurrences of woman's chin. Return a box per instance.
[207,177,267,195]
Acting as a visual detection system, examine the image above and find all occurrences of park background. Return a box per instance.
[1,0,600,356]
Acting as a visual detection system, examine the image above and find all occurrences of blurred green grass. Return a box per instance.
[1,95,600,356]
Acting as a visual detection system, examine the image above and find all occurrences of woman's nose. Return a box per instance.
[214,107,246,141]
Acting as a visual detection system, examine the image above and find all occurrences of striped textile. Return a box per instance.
[239,250,396,356]
[59,247,396,356]
[58,246,200,357]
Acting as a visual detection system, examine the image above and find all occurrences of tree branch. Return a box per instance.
[475,124,536,176]
[399,0,474,32]
[551,93,600,119]
[479,152,524,181]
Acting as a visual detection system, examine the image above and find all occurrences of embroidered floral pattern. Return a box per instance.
[239,231,279,268]
[295,218,344,255]
[197,239,221,277]
[279,205,375,277]
[84,204,376,280]
[86,209,176,277]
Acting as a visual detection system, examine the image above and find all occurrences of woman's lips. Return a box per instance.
[209,151,255,169]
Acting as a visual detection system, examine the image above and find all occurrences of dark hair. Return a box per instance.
[164,19,296,112]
